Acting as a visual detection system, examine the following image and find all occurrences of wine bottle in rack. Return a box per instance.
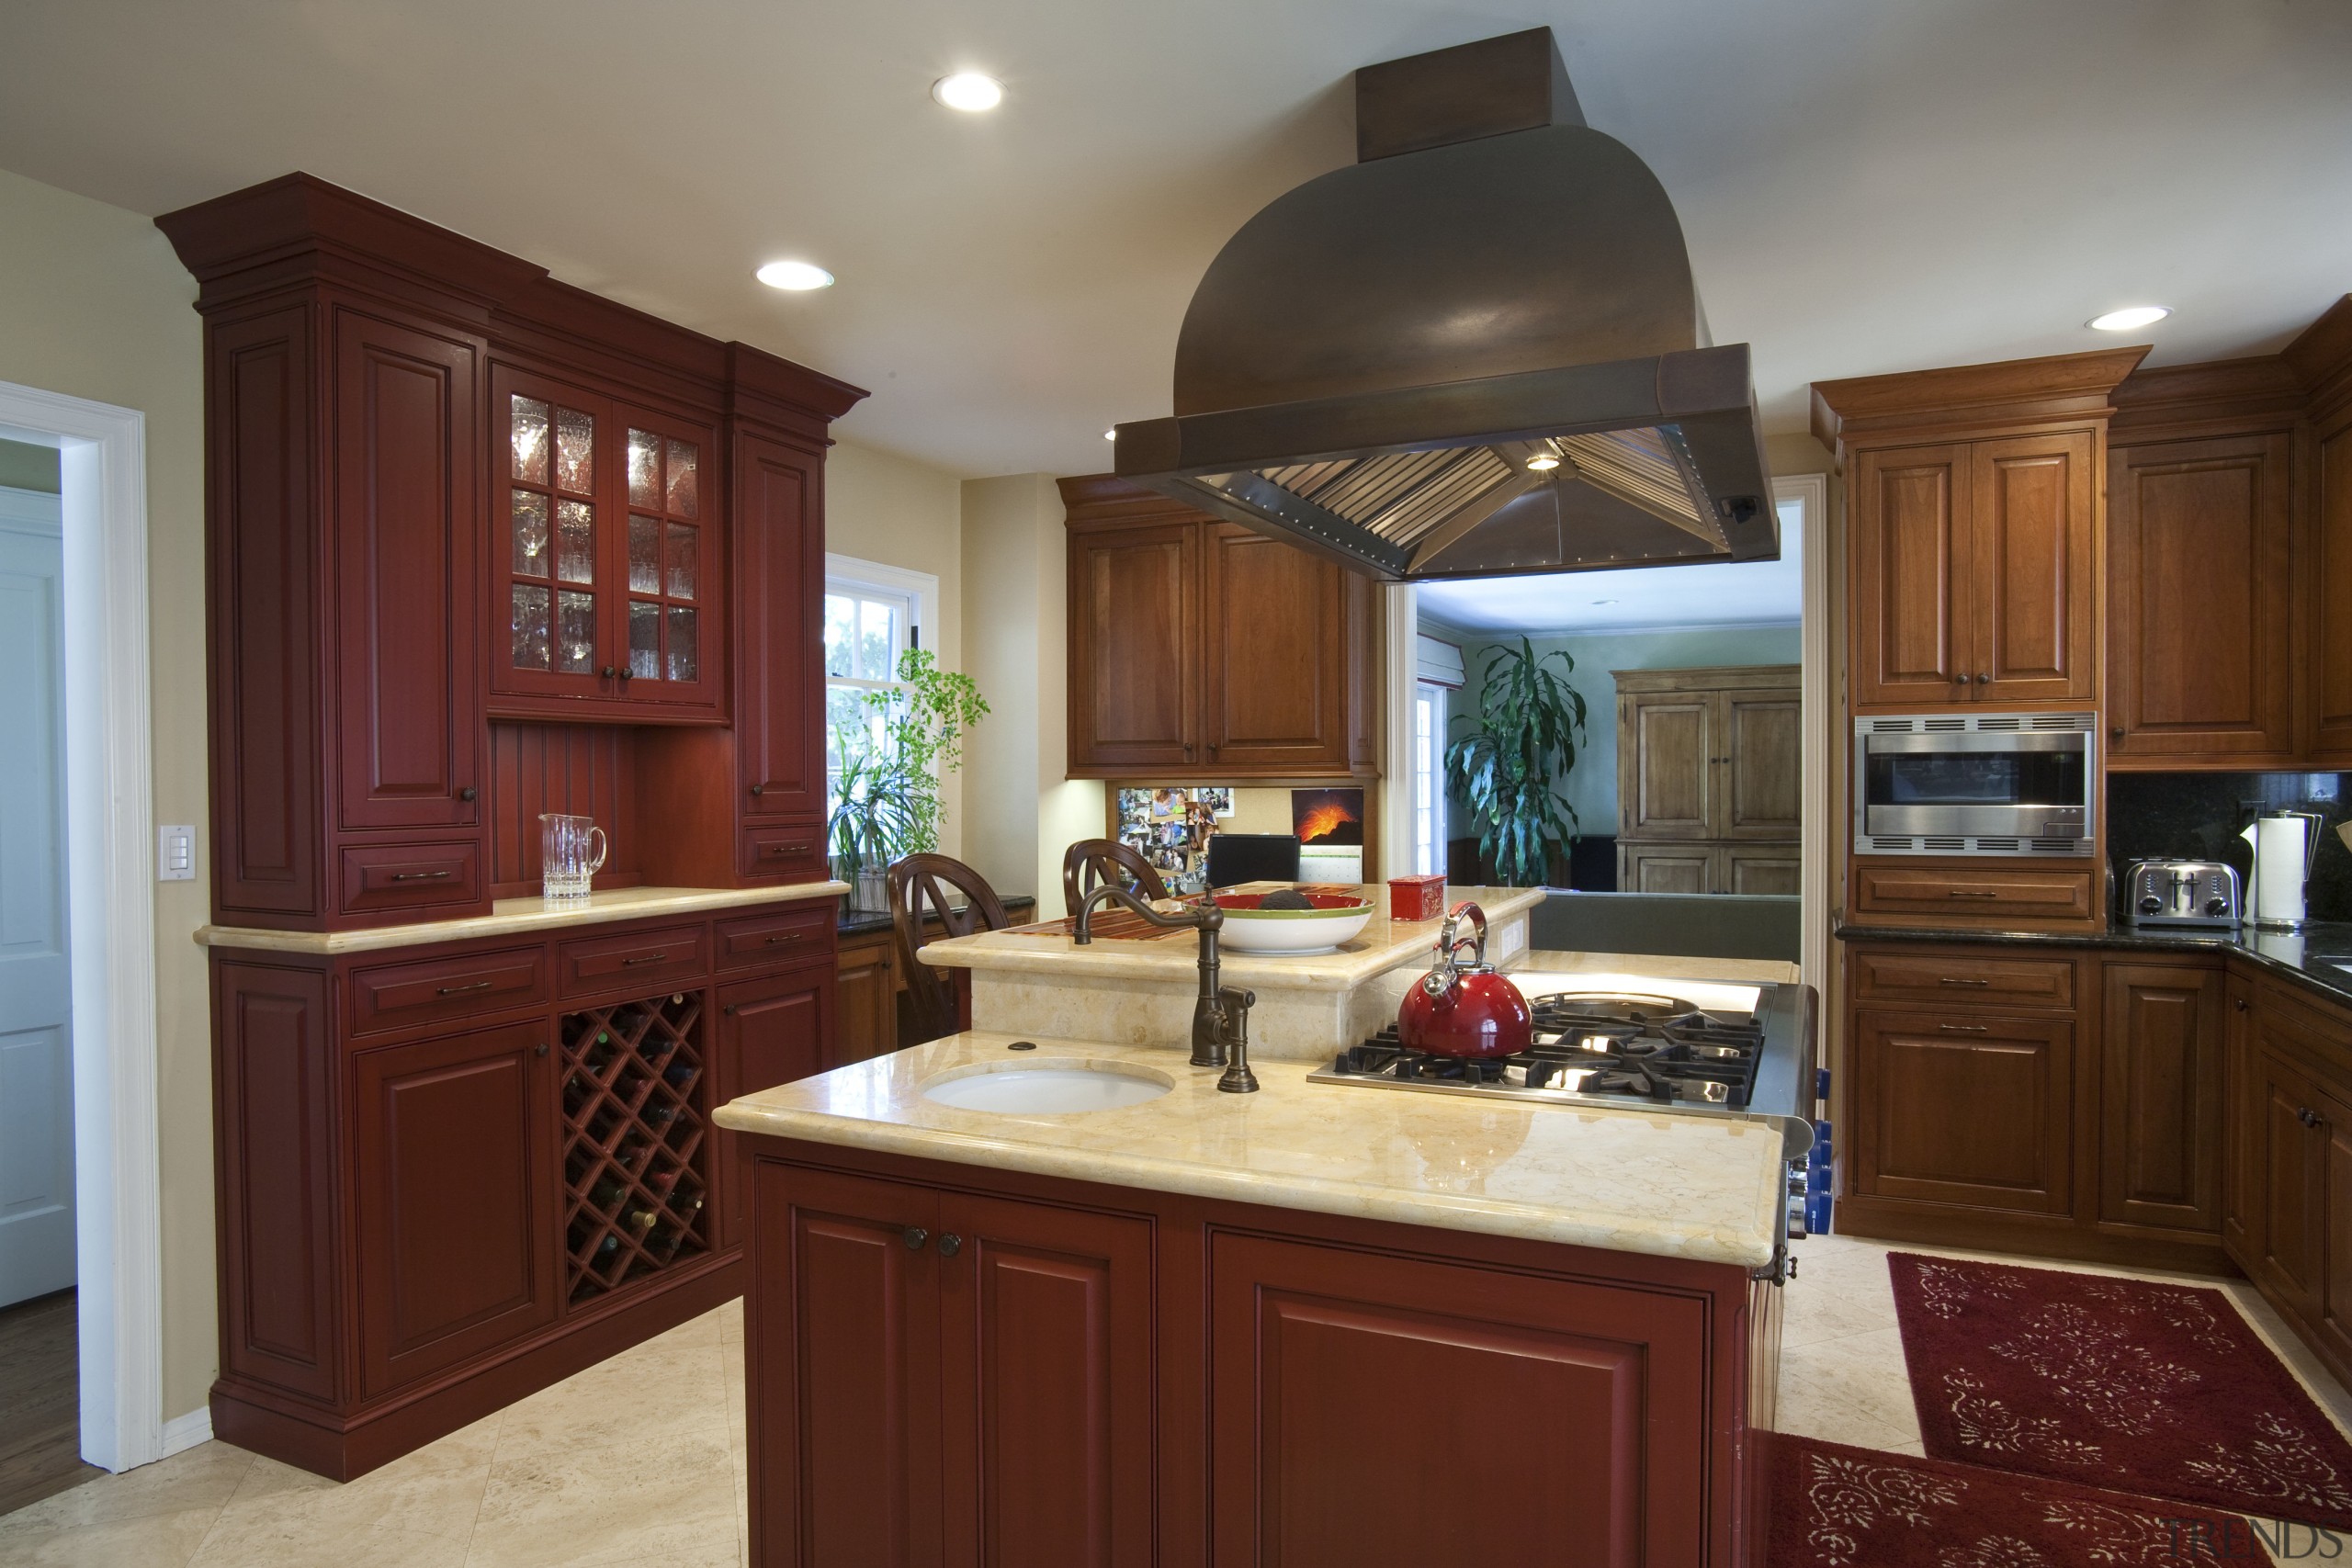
[628,1208,659,1232]
[645,1103,680,1127]
[590,1178,626,1210]
[639,1169,677,1196]
[662,1062,695,1089]
[594,1235,620,1260]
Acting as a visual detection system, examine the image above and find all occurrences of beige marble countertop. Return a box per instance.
[196,881,849,954]
[716,1029,1786,1268]
[917,884,1545,994]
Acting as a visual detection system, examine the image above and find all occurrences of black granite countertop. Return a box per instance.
[1835,916,2352,1010]
[838,895,1036,939]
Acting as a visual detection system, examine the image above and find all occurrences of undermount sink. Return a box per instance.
[921,1060,1174,1114]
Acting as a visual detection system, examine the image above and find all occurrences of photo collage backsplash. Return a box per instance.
[2108,772,2352,922]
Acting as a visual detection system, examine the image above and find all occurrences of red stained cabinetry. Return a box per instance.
[743,1148,1773,1568]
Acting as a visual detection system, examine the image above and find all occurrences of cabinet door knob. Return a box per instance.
[749,783,764,796]
[2109,728,2124,740]
[535,1043,549,1057]
[1975,672,1991,684]
[2235,998,2250,1011]
[901,1226,929,1251]
[459,785,477,801]
[938,1233,962,1258]
[601,665,617,680]
[2301,1106,2324,1130]
[1952,673,1968,685]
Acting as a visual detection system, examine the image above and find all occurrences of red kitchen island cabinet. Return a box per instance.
[741,1139,1781,1568]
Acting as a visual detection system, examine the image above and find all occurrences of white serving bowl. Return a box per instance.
[1210,891,1377,955]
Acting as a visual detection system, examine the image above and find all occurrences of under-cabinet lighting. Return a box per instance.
[933,73,1005,112]
[756,260,835,291]
[2088,305,2170,332]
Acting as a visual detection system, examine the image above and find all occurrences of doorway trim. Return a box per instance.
[0,379,164,1473]
[1779,470,1833,993]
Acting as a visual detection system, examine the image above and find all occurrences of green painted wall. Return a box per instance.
[1442,625,1802,838]
[0,436,60,492]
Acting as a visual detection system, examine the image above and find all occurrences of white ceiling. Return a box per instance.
[3,2,2348,479]
[1417,496,1803,634]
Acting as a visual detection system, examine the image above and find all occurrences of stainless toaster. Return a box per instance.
[2124,860,2242,928]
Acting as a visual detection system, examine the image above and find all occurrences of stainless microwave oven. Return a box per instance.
[1852,713,2097,856]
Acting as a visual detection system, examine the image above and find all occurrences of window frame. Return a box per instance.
[1411,678,1448,876]
[822,554,941,802]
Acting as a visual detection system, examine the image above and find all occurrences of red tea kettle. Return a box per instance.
[1396,901,1533,1059]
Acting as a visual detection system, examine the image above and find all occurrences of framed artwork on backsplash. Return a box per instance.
[1294,787,1366,885]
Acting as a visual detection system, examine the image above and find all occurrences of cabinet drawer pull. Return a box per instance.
[1938,977,1992,987]
[763,934,802,946]
[390,870,453,882]
[1946,890,1998,898]
[435,979,495,996]
[1939,1023,1991,1033]
[767,843,811,858]
[621,953,669,965]
[902,1226,929,1251]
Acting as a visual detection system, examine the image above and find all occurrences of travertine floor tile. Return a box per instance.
[0,1505,224,1568]
[462,1428,738,1568]
[0,1441,251,1543]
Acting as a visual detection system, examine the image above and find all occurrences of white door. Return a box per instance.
[0,486,72,1308]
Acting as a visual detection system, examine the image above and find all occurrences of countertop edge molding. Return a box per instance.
[197,881,851,954]
[715,1100,1781,1269]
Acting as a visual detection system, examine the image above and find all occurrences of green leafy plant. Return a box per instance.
[1442,637,1589,887]
[826,649,991,880]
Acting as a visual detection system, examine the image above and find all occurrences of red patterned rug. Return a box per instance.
[1890,1252,2352,1531]
[1772,1435,2278,1565]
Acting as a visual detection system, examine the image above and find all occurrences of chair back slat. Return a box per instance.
[1060,838,1170,916]
[888,854,1010,1043]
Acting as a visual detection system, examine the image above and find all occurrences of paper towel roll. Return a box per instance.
[2248,816,2312,927]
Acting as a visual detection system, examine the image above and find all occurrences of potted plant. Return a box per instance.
[827,649,990,910]
[1442,637,1589,887]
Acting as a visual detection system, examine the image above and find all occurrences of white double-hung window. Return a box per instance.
[821,555,938,802]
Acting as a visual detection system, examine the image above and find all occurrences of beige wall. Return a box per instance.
[825,437,967,858]
[0,167,210,1421]
[958,473,1103,916]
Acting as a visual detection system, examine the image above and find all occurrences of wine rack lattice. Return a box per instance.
[560,991,711,1304]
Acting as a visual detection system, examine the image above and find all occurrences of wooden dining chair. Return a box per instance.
[1060,838,1170,917]
[888,853,1012,1045]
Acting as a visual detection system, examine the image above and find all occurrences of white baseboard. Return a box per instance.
[158,1407,213,1459]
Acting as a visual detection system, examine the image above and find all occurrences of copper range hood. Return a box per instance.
[1113,28,1778,581]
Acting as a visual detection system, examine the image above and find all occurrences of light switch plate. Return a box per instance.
[159,824,197,882]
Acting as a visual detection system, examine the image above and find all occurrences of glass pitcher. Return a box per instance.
[540,813,609,903]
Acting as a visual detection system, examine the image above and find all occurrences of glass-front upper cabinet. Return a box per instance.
[490,365,722,718]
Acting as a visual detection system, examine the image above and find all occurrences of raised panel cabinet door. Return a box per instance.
[1852,1008,2074,1213]
[2098,963,2225,1235]
[2311,411,2352,761]
[2319,1088,2352,1373]
[1850,443,1972,706]
[715,968,835,1250]
[1969,432,2098,702]
[1199,524,1348,772]
[734,431,826,819]
[209,305,322,919]
[1617,690,1713,839]
[834,932,898,1066]
[1618,842,1714,896]
[2222,976,2260,1267]
[352,1018,557,1400]
[2256,1047,2329,1319]
[2107,434,2294,761]
[936,1193,1155,1568]
[332,307,482,833]
[1724,844,1802,897]
[1067,522,1197,773]
[211,961,340,1401]
[746,1163,942,1568]
[1721,689,1803,838]
[1207,1232,1708,1568]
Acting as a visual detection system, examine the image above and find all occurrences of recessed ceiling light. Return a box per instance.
[1525,454,1561,471]
[755,260,834,291]
[2088,305,2170,332]
[1103,427,1117,441]
[933,73,1004,112]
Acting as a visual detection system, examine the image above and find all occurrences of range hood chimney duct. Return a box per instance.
[1114,28,1778,581]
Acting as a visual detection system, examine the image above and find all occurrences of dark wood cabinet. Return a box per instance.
[2107,432,2295,763]
[1852,1005,2075,1215]
[1819,351,2141,715]
[732,429,828,825]
[1849,862,2098,931]
[1206,1231,1707,1567]
[351,1019,558,1399]
[716,966,835,1251]
[2223,973,2261,1264]
[747,1163,1156,1568]
[2254,1043,2329,1320]
[834,928,899,1066]
[2098,962,2225,1236]
[1062,478,1377,782]
[744,1145,1774,1568]
[2309,350,2352,762]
